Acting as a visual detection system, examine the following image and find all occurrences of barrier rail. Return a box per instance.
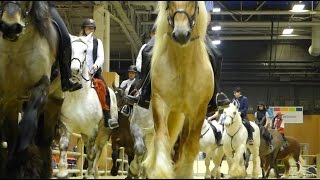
[51,133,129,178]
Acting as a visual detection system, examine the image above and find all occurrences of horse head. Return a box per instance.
[70,32,93,81]
[112,83,127,110]
[0,1,49,41]
[162,1,208,45]
[223,103,241,128]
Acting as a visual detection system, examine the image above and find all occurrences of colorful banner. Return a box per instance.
[268,106,303,123]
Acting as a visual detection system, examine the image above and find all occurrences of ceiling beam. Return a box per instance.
[110,1,142,56]
[135,10,320,15]
[141,21,320,27]
[211,35,311,40]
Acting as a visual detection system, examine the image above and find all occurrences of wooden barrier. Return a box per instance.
[51,133,128,178]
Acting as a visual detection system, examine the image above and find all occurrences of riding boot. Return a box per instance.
[216,131,222,146]
[103,110,119,129]
[263,131,273,150]
[49,6,82,92]
[243,120,254,145]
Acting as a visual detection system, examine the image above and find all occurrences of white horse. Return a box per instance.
[56,33,117,179]
[199,119,225,179]
[222,103,261,178]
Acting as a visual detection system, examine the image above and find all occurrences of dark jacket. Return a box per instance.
[236,95,249,120]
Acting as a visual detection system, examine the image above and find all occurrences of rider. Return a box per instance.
[48,2,83,92]
[120,65,138,96]
[79,18,119,129]
[271,111,289,149]
[233,87,255,145]
[254,101,273,150]
[126,25,231,111]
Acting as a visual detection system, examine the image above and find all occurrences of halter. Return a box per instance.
[224,111,242,157]
[166,1,199,31]
[0,1,33,26]
[166,1,200,42]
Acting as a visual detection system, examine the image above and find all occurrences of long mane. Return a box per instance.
[150,1,210,79]
[30,1,51,39]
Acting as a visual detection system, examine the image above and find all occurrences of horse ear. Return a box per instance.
[69,34,77,42]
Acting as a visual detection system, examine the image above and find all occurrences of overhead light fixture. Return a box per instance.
[212,8,221,12]
[211,25,221,31]
[291,3,306,12]
[212,40,221,45]
[282,28,294,35]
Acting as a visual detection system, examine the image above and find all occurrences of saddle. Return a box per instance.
[208,121,222,144]
[93,78,109,111]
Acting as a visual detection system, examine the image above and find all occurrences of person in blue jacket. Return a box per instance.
[233,87,255,145]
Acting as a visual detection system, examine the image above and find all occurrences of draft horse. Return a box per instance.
[56,33,118,179]
[0,1,65,178]
[222,102,261,178]
[142,1,214,178]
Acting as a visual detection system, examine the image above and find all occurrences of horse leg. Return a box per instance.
[130,122,146,157]
[82,134,97,179]
[142,96,173,179]
[250,147,261,179]
[204,151,212,179]
[175,107,206,179]
[111,147,119,176]
[7,76,50,179]
[281,159,290,179]
[212,147,224,179]
[56,123,70,178]
[231,144,247,178]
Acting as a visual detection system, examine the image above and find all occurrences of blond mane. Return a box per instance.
[151,1,210,79]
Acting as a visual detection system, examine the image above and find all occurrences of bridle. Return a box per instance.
[166,1,199,31]
[0,1,33,27]
[200,119,210,138]
[71,39,91,82]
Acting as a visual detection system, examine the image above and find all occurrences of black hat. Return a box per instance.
[257,101,265,106]
[128,65,137,72]
[81,18,96,29]
[233,87,241,92]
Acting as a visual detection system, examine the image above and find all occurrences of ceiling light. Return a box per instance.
[212,40,221,45]
[212,8,221,12]
[282,28,294,35]
[291,4,305,12]
[211,25,221,31]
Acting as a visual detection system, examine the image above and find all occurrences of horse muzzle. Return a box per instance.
[171,28,191,45]
[0,21,24,41]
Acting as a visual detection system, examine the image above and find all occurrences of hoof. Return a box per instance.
[56,170,69,179]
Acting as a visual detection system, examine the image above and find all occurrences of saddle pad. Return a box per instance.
[93,78,109,110]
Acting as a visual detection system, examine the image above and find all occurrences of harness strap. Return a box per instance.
[226,125,242,157]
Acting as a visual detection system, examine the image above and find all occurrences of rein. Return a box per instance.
[225,112,241,157]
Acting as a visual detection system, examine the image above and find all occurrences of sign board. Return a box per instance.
[268,106,303,123]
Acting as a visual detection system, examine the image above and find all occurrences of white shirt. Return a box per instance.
[120,78,136,96]
[86,36,104,72]
[135,44,147,73]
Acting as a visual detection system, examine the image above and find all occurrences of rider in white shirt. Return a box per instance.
[120,65,137,96]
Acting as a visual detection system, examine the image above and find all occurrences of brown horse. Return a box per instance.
[0,1,64,178]
[258,127,284,178]
[111,84,136,176]
[262,136,304,178]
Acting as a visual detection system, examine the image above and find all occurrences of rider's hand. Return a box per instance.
[93,64,98,72]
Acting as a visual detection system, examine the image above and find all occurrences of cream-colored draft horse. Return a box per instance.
[56,33,117,179]
[142,1,214,178]
[222,103,261,178]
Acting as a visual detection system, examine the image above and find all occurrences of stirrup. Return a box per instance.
[120,105,130,117]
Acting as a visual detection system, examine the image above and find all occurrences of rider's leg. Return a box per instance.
[49,6,82,92]
[95,73,119,129]
[263,130,273,150]
[243,119,254,145]
[205,35,230,110]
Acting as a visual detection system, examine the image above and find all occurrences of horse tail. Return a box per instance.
[297,155,305,177]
